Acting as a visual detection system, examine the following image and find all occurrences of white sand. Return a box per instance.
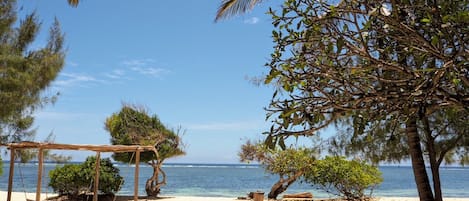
[375,198,469,201]
[1,191,469,201]
[0,191,56,201]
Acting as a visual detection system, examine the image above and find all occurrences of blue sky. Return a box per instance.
[13,0,287,163]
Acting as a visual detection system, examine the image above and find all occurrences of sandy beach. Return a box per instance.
[1,191,469,201]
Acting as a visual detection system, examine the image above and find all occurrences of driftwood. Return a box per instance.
[283,192,313,198]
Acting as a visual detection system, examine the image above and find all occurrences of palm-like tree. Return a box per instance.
[66,0,263,21]
[67,0,78,7]
[215,0,264,21]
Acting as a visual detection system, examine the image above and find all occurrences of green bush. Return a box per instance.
[49,156,124,197]
[81,156,124,194]
[49,164,88,195]
[304,156,382,200]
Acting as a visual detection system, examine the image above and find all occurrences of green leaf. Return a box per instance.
[431,35,439,47]
[421,18,431,23]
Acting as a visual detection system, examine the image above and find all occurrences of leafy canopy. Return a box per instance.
[105,105,185,163]
[263,0,468,142]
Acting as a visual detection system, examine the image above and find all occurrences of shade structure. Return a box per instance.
[1,141,158,201]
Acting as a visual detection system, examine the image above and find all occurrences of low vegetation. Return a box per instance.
[240,140,382,200]
[48,156,123,199]
[305,156,382,200]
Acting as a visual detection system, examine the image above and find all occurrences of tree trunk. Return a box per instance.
[145,161,166,197]
[422,115,442,201]
[267,172,302,199]
[406,117,434,201]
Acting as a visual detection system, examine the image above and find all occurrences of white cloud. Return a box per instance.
[244,17,260,25]
[122,59,156,67]
[122,58,170,78]
[54,73,98,87]
[130,66,168,77]
[67,61,79,67]
[104,69,126,79]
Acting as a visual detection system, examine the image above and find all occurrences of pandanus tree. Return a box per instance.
[105,105,185,197]
[261,1,468,201]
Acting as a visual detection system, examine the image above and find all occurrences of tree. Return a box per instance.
[262,1,468,201]
[239,140,317,199]
[105,104,185,197]
[330,106,468,201]
[67,0,79,7]
[1,0,65,172]
[304,156,382,200]
[215,0,264,21]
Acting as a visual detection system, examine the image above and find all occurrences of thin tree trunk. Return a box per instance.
[406,117,434,201]
[145,161,166,197]
[267,171,303,199]
[145,161,160,197]
[422,115,442,201]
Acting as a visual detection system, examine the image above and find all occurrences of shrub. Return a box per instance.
[49,164,88,196]
[304,156,382,200]
[81,156,124,194]
[49,156,124,197]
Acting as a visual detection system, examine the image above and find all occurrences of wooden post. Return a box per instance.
[134,149,141,201]
[36,148,44,201]
[7,148,15,201]
[93,152,101,201]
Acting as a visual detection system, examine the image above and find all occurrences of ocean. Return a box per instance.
[0,163,468,198]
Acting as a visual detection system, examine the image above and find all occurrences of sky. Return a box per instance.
[9,0,290,163]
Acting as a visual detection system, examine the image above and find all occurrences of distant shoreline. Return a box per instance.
[1,191,469,201]
[2,161,469,168]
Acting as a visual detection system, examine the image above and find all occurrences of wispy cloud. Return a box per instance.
[122,59,170,78]
[130,66,169,77]
[54,73,99,87]
[122,58,156,67]
[67,61,79,67]
[244,17,260,25]
[104,69,126,79]
[185,121,260,131]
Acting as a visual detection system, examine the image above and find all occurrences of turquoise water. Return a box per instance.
[0,163,468,198]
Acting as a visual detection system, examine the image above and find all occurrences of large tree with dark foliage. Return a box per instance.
[0,0,65,171]
[261,1,468,201]
[105,105,185,197]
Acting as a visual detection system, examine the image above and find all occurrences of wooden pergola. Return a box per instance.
[2,141,158,201]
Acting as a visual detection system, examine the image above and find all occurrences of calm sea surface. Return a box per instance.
[0,163,468,198]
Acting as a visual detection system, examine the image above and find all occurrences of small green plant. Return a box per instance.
[304,156,382,200]
[49,156,123,197]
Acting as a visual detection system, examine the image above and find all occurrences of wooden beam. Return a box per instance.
[36,148,44,201]
[134,149,141,201]
[93,152,101,201]
[7,148,15,201]
[6,142,157,153]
